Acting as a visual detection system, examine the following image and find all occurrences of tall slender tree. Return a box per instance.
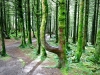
[75,0,84,62]
[55,0,58,43]
[93,0,100,63]
[91,0,97,45]
[36,0,41,55]
[0,0,6,56]
[40,0,48,58]
[83,0,89,50]
[3,0,10,39]
[27,0,32,44]
[15,0,18,37]
[18,0,26,47]
[73,0,77,43]
[66,0,70,42]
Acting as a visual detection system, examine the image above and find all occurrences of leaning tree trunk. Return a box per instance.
[75,0,84,62]
[40,0,67,70]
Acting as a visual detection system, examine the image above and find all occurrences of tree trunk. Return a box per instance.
[0,0,6,56]
[40,0,67,70]
[32,3,35,38]
[55,1,58,43]
[27,0,32,44]
[18,0,26,47]
[93,0,100,63]
[91,0,97,45]
[65,0,70,50]
[94,0,99,44]
[76,1,80,41]
[36,0,41,55]
[82,0,89,50]
[40,0,48,58]
[49,15,52,38]
[3,0,10,39]
[75,0,84,62]
[73,0,77,43]
[15,0,18,37]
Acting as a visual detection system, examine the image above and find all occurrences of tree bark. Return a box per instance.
[83,0,89,50]
[18,0,26,47]
[27,0,32,44]
[73,0,77,43]
[0,0,6,56]
[36,0,41,55]
[75,0,84,62]
[40,0,67,69]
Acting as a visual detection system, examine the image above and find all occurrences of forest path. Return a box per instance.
[0,38,62,75]
[22,52,62,75]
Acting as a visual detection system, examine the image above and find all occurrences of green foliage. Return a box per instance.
[20,45,38,60]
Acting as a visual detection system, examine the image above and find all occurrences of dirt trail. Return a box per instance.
[0,38,62,75]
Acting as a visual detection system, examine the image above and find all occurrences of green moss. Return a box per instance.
[60,68,68,75]
[19,44,27,48]
[0,54,11,61]
[18,58,26,67]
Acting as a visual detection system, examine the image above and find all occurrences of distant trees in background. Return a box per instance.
[0,0,100,70]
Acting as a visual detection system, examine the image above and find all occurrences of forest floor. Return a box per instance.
[0,37,62,75]
[0,36,100,75]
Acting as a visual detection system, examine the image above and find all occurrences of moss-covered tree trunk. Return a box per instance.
[2,0,10,39]
[25,0,28,36]
[94,29,100,63]
[94,0,99,45]
[75,0,84,62]
[27,0,32,44]
[82,0,89,50]
[55,0,58,43]
[49,15,52,38]
[91,0,97,45]
[66,0,70,43]
[32,3,35,38]
[57,0,67,69]
[76,1,80,41]
[15,0,18,37]
[18,0,26,47]
[40,0,67,71]
[73,0,77,43]
[40,0,48,57]
[93,0,100,63]
[0,0,6,56]
[36,0,41,55]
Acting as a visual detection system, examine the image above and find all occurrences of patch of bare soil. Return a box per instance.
[0,38,63,75]
[0,38,32,64]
